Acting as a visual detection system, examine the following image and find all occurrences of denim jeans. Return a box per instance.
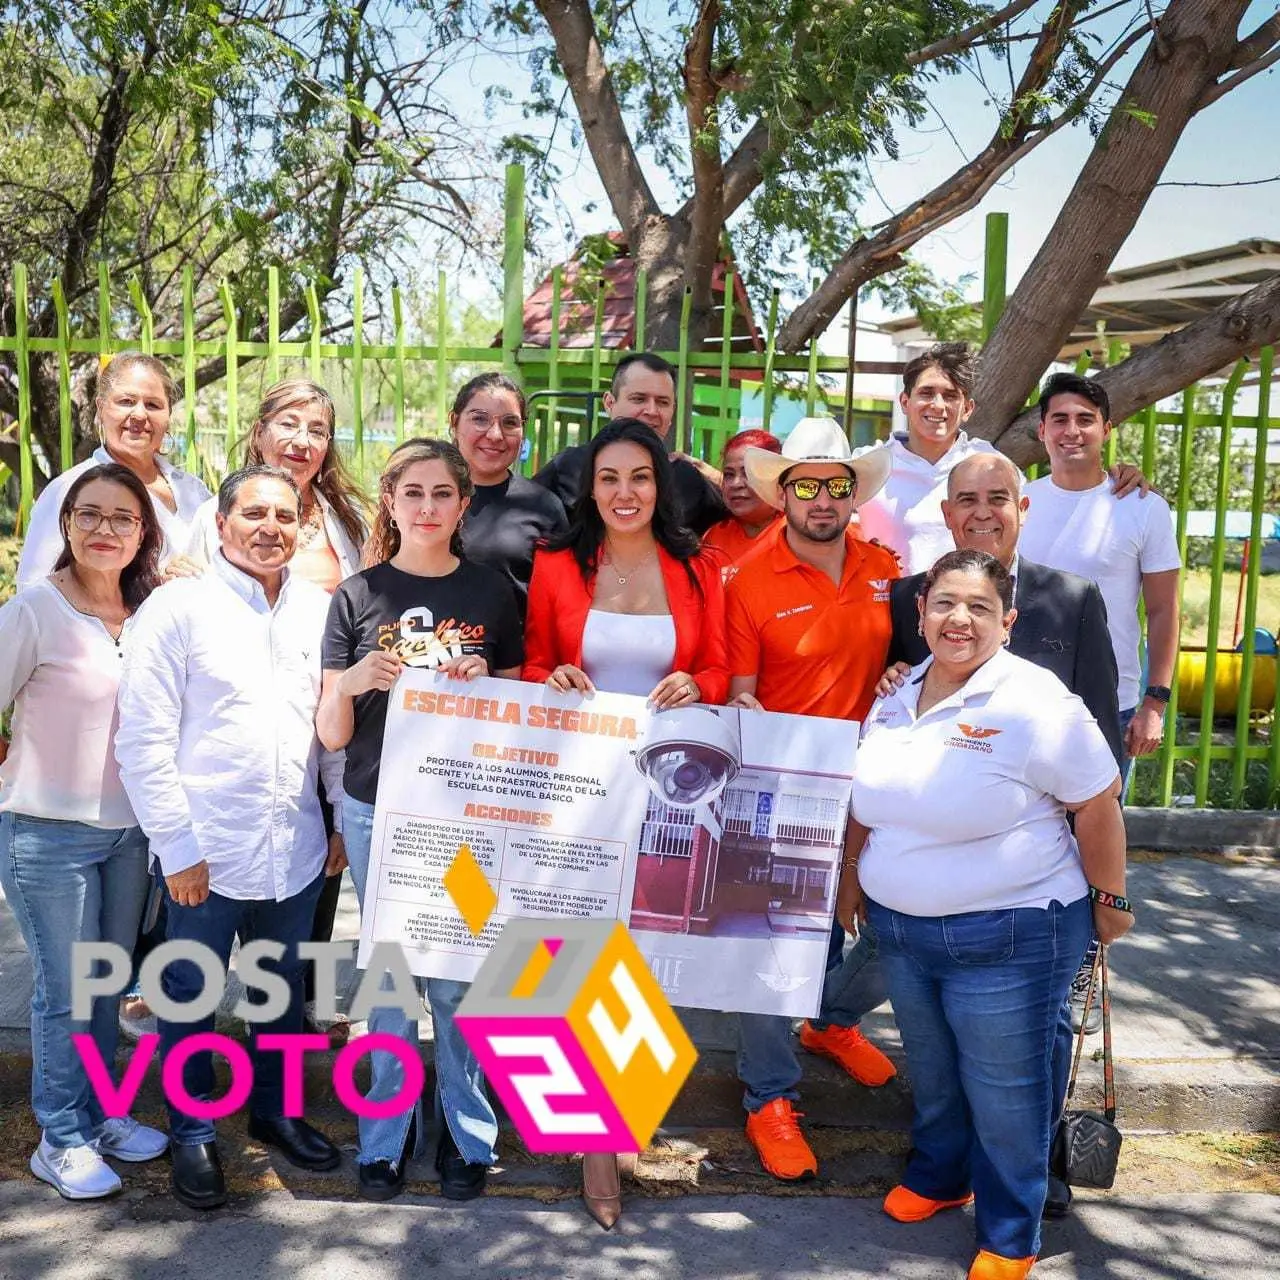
[868,895,1092,1260]
[0,812,149,1148]
[1118,705,1137,794]
[736,919,887,1112]
[343,796,497,1167]
[158,871,325,1146]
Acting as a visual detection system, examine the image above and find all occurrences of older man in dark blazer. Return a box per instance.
[885,451,1123,765]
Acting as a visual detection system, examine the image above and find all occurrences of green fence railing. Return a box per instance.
[1,165,1277,810]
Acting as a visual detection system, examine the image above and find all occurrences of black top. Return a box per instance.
[462,472,567,613]
[532,443,727,535]
[887,557,1124,768]
[322,559,524,804]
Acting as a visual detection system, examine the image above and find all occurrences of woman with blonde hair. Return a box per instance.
[318,438,523,1204]
[17,352,211,588]
[181,378,367,586]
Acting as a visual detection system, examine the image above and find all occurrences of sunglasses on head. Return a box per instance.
[784,475,856,501]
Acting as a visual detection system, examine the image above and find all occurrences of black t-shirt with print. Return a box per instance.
[462,472,567,614]
[321,559,524,804]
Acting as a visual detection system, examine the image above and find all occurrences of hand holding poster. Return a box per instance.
[359,671,859,1018]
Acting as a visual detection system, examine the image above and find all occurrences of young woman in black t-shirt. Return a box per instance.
[317,439,522,1204]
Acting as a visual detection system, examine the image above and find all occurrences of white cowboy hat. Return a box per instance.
[743,417,892,511]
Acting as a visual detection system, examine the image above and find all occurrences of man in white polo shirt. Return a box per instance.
[857,343,1149,574]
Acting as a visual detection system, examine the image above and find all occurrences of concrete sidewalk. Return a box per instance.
[2,851,1278,1131]
[1,1183,1277,1280]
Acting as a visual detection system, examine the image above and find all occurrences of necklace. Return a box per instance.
[53,569,128,649]
[297,501,326,550]
[603,547,655,586]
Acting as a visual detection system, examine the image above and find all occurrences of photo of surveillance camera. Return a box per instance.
[635,707,742,809]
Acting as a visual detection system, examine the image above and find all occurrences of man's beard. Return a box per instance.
[785,509,847,544]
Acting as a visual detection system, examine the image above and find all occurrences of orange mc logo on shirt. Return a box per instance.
[956,724,1002,740]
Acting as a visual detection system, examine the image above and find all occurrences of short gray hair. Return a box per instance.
[946,451,1023,499]
[217,464,301,518]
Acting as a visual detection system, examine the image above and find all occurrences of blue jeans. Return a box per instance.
[737,919,887,1112]
[868,895,1092,1259]
[343,796,497,1167]
[0,812,149,1148]
[158,871,325,1146]
[1118,705,1137,794]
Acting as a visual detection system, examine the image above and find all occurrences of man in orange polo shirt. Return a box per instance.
[726,417,899,1182]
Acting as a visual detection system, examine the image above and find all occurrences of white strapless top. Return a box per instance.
[581,609,677,697]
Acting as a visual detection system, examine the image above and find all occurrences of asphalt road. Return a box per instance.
[0,1184,1276,1280]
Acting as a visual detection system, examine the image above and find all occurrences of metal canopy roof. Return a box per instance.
[881,238,1280,361]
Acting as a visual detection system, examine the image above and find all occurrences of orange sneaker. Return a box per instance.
[799,1021,897,1086]
[883,1184,974,1222]
[968,1250,1036,1280]
[744,1098,818,1181]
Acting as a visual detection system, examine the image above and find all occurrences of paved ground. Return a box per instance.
[0,1183,1277,1280]
[2,850,1276,1130]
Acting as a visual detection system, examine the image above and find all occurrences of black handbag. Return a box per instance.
[1051,945,1123,1189]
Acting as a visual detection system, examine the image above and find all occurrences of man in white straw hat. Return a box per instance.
[724,416,899,1183]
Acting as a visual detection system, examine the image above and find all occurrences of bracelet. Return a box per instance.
[1088,885,1133,914]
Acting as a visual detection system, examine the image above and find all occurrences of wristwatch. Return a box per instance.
[1144,684,1172,704]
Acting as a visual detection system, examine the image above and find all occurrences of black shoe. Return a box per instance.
[1043,1173,1073,1218]
[247,1115,341,1172]
[358,1117,417,1203]
[171,1142,227,1211]
[435,1126,487,1201]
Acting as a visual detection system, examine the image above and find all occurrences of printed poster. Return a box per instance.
[359,671,859,1018]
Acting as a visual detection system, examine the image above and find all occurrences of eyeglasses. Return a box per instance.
[70,507,143,536]
[784,475,856,501]
[460,411,524,436]
[266,419,332,445]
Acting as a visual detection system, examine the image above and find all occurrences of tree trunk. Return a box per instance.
[972,0,1252,446]
[994,273,1280,468]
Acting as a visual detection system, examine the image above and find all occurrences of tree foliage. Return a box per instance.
[0,0,494,481]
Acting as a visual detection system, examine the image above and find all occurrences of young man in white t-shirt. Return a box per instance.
[857,344,1149,574]
[1020,372,1182,773]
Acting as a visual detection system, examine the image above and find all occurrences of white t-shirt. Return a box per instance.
[853,648,1118,918]
[16,446,212,591]
[0,579,138,827]
[855,431,1000,574]
[1020,476,1181,710]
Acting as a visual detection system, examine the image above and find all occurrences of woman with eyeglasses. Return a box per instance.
[448,372,567,613]
[180,378,368,586]
[17,353,212,590]
[0,463,171,1200]
[176,378,369,1044]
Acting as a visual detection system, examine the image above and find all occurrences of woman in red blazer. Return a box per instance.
[523,418,728,707]
[522,418,727,1232]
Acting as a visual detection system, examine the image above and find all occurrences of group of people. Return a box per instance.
[0,340,1179,1280]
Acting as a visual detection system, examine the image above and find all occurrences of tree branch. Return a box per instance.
[533,0,661,241]
[906,0,1040,67]
[681,0,724,321]
[1198,40,1280,109]
[778,2,1122,351]
[1228,12,1280,70]
[993,273,1280,467]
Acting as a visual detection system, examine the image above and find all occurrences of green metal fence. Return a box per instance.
[1,167,1277,809]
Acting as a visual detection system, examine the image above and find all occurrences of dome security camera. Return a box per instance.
[635,707,742,809]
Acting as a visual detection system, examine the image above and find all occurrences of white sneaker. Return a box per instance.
[98,1115,169,1163]
[30,1139,122,1199]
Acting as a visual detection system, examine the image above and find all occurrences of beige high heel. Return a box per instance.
[581,1152,622,1229]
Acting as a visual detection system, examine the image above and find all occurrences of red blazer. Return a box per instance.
[522,545,729,704]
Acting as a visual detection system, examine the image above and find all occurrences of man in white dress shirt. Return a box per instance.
[116,465,346,1210]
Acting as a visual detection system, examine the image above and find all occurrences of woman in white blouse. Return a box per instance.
[0,463,170,1200]
[842,549,1132,1280]
[16,353,211,590]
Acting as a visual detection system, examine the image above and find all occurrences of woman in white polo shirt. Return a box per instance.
[842,549,1132,1280]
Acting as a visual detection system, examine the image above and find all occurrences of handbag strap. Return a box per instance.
[1062,944,1117,1122]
